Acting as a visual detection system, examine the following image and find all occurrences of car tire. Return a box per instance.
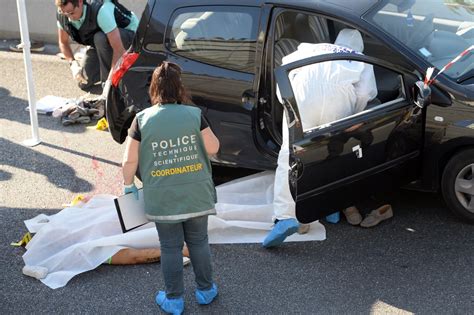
[441,149,474,223]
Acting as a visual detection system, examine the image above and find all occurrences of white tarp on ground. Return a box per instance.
[23,171,326,289]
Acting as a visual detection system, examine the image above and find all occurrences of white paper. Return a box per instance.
[25,95,69,114]
[114,189,148,232]
[419,47,432,58]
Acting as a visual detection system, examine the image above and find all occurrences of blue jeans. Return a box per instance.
[155,215,213,298]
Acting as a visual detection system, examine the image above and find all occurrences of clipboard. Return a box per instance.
[114,189,150,233]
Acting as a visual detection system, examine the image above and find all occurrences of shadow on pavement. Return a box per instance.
[41,141,121,167]
[0,86,94,134]
[0,189,472,313]
[212,165,259,185]
[0,137,92,192]
[0,169,13,181]
[308,189,472,313]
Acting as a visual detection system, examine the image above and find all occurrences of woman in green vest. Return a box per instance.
[122,62,220,314]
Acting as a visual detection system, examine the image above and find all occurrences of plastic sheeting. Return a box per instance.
[23,171,326,289]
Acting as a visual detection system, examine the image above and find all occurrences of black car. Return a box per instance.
[106,0,474,223]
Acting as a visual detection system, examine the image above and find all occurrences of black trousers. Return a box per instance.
[79,28,134,92]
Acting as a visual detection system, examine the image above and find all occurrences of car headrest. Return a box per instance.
[275,15,287,40]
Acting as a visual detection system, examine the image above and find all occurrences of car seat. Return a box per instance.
[307,15,331,43]
[274,13,331,66]
[274,13,300,67]
[273,13,334,137]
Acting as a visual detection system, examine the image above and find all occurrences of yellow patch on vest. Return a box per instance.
[150,163,203,177]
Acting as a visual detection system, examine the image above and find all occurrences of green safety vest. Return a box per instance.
[137,104,216,223]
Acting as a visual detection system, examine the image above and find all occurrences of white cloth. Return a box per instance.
[23,171,326,289]
[272,29,378,218]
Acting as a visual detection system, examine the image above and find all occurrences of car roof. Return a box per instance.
[267,0,377,16]
[157,0,378,18]
[176,0,379,17]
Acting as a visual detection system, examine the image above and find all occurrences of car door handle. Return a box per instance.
[241,90,256,105]
[290,157,304,181]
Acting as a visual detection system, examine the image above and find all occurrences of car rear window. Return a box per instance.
[166,6,260,73]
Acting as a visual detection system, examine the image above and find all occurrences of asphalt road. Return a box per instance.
[0,44,473,314]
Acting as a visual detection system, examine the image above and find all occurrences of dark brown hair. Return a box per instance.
[55,0,79,7]
[149,61,191,105]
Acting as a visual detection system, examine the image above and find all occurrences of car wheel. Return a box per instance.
[441,149,474,223]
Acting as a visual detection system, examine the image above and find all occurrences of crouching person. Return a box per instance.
[122,61,220,314]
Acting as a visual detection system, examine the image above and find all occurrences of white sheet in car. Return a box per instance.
[23,171,326,289]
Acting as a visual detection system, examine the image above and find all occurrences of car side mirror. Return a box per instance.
[414,81,431,108]
[241,89,256,107]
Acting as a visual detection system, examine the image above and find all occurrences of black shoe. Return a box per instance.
[9,40,45,52]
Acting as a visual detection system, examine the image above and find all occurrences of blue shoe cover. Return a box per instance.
[155,291,184,315]
[195,283,218,305]
[325,211,340,224]
[262,218,299,248]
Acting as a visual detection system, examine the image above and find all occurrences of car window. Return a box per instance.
[272,11,409,69]
[166,6,260,73]
[270,11,407,134]
[368,0,474,81]
[284,60,404,133]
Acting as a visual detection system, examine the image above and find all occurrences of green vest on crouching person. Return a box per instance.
[137,104,217,223]
[56,0,134,47]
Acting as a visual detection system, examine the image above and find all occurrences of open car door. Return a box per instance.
[275,53,426,223]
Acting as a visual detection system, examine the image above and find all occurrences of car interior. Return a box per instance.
[271,11,404,139]
[372,7,474,81]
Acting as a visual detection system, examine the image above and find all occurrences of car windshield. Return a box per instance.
[368,0,474,81]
